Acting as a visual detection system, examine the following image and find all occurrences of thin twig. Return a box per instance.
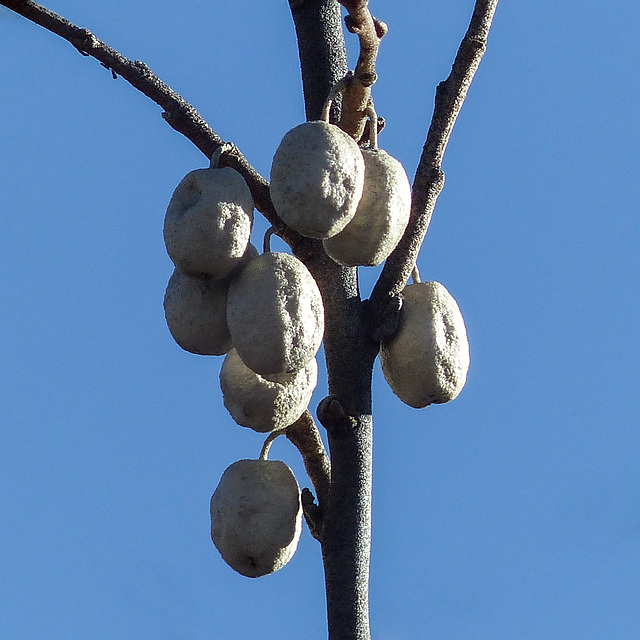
[369,0,500,322]
[0,0,303,249]
[286,410,331,509]
[337,0,387,141]
[286,410,332,542]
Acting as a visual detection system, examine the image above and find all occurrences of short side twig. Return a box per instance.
[286,411,331,509]
[1,0,303,249]
[337,0,387,141]
[369,0,500,321]
[286,410,332,541]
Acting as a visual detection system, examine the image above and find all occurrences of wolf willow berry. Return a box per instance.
[163,244,259,356]
[163,269,231,355]
[323,146,411,266]
[163,166,254,278]
[380,281,470,409]
[210,458,302,578]
[323,102,411,266]
[220,349,318,433]
[269,121,364,239]
[226,251,324,376]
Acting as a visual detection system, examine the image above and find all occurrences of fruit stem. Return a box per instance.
[259,427,288,461]
[365,101,378,150]
[263,225,277,253]
[411,265,421,284]
[320,72,354,123]
[209,142,235,169]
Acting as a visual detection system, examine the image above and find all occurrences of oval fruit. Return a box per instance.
[269,121,364,239]
[163,244,258,356]
[164,167,254,278]
[220,349,318,432]
[163,269,231,356]
[210,459,302,578]
[227,251,324,375]
[323,148,411,266]
[380,281,469,408]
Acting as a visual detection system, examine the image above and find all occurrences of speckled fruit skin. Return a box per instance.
[226,252,324,376]
[210,459,302,578]
[163,269,231,356]
[380,281,469,408]
[163,244,258,356]
[220,349,317,432]
[323,148,411,266]
[163,167,254,278]
[269,121,365,239]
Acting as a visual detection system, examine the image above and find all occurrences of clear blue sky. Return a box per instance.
[1,1,639,638]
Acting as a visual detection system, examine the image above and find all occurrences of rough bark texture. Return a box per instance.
[289,0,348,124]
[2,1,501,638]
[289,3,377,638]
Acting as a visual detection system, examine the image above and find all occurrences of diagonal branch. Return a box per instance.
[368,0,500,324]
[286,410,331,509]
[1,0,304,249]
[286,410,332,541]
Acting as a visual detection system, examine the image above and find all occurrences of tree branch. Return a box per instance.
[0,0,305,249]
[286,410,331,541]
[288,0,348,122]
[286,410,331,510]
[337,0,387,141]
[289,5,378,638]
[368,0,500,326]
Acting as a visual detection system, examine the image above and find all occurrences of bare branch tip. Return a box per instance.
[373,17,388,38]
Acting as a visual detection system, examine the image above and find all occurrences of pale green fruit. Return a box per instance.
[164,167,254,278]
[163,244,258,356]
[220,349,317,432]
[269,121,365,239]
[323,148,411,266]
[210,459,302,578]
[380,281,469,408]
[227,252,324,375]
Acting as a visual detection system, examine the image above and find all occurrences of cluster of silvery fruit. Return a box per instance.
[162,90,469,578]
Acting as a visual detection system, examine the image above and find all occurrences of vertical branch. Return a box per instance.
[289,0,348,122]
[289,3,378,638]
[309,251,377,640]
